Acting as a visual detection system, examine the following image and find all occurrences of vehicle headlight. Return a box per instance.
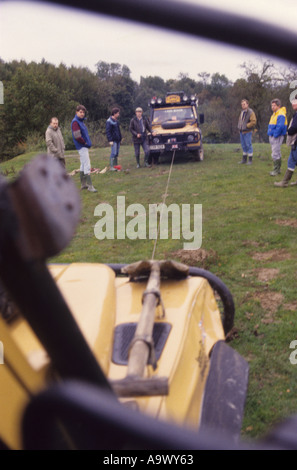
[187,135,194,142]
[153,137,160,144]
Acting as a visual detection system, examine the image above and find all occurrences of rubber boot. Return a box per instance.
[144,154,151,167]
[110,156,116,171]
[136,156,140,168]
[80,171,88,190]
[274,169,293,187]
[86,174,97,192]
[238,154,247,164]
[247,156,253,165]
[270,159,281,176]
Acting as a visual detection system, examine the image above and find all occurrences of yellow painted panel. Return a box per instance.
[50,263,116,374]
[0,364,30,449]
[109,276,225,427]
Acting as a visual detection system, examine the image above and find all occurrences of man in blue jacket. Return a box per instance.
[71,104,97,192]
[274,99,297,187]
[106,107,122,171]
[267,98,287,176]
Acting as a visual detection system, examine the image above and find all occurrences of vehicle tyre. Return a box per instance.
[152,152,160,164]
[192,148,202,161]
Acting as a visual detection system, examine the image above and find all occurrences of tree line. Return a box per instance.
[0,58,296,161]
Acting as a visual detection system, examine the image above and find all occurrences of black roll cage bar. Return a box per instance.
[40,0,297,66]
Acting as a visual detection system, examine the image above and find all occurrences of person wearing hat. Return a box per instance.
[129,107,154,168]
[274,99,297,187]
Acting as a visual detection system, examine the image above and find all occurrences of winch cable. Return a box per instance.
[151,150,176,260]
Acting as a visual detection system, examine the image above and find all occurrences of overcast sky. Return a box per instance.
[1,0,297,83]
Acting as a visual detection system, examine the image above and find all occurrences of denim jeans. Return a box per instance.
[110,142,120,167]
[288,146,297,171]
[78,147,91,174]
[240,131,253,155]
[134,137,150,163]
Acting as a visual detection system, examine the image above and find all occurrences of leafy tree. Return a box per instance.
[0,57,295,159]
[134,76,167,113]
[95,61,131,80]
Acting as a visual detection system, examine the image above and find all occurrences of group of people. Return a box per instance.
[45,97,297,195]
[238,97,297,187]
[45,105,155,194]
[105,106,154,170]
[45,104,97,193]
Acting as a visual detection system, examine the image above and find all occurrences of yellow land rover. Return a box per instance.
[149,91,204,162]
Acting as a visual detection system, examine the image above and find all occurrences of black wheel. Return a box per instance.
[192,146,204,161]
[152,152,160,164]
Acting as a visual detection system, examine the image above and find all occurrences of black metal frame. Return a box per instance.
[41,0,297,66]
[22,379,254,450]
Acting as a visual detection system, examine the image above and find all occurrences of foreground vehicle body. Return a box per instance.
[0,154,248,449]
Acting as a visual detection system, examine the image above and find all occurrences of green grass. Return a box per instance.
[2,142,297,441]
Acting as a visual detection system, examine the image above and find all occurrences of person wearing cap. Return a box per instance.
[267,98,288,176]
[129,107,153,168]
[274,99,297,187]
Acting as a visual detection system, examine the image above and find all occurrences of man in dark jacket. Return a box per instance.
[129,107,153,168]
[106,108,122,171]
[274,99,297,187]
[71,104,97,192]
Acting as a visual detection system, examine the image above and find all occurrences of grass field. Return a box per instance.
[1,142,297,442]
